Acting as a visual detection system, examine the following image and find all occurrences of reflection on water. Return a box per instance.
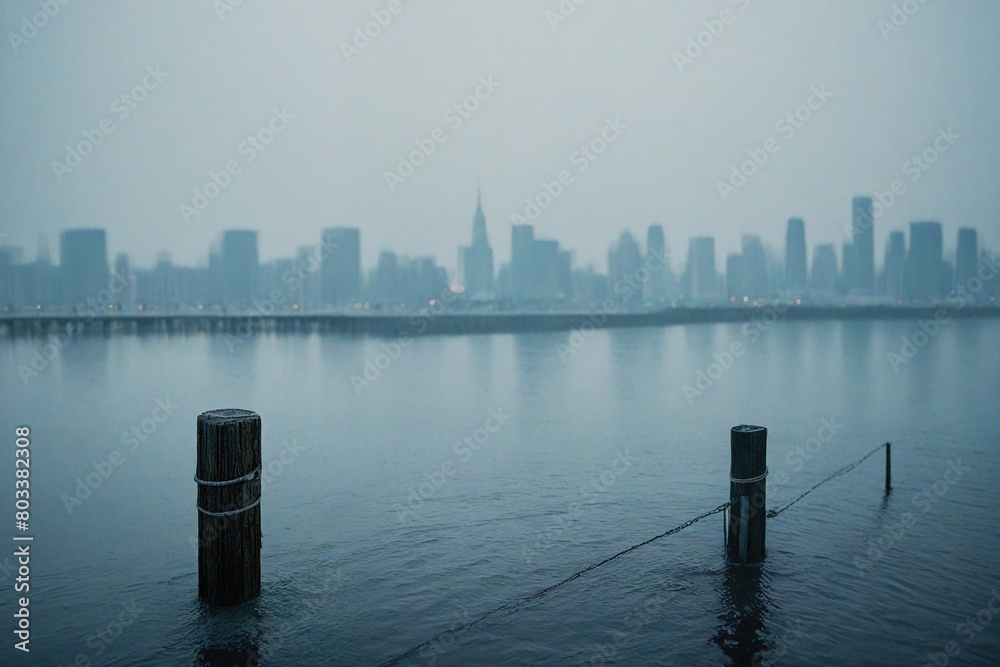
[713,564,772,666]
[2,319,999,665]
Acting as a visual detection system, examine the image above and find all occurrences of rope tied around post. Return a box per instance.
[730,467,768,484]
[195,464,261,515]
[194,464,261,487]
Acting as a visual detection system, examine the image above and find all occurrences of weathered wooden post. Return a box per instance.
[196,409,262,605]
[727,425,767,565]
[884,442,892,493]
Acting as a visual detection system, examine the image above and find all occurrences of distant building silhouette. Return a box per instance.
[955,227,978,291]
[59,228,109,306]
[852,197,874,292]
[785,218,807,294]
[740,235,767,300]
[906,221,944,302]
[608,230,642,302]
[510,224,534,302]
[811,244,838,295]
[883,231,906,301]
[684,237,716,301]
[321,227,361,306]
[644,224,670,302]
[220,230,259,306]
[459,188,495,300]
[372,250,402,305]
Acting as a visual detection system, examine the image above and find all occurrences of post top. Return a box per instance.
[732,424,766,433]
[198,409,260,424]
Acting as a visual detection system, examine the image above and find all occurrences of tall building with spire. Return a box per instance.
[460,187,494,300]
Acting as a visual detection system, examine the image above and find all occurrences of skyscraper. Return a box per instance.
[740,235,767,299]
[907,221,943,302]
[533,238,563,301]
[644,225,669,302]
[460,188,495,300]
[59,228,109,306]
[510,224,534,302]
[785,218,807,294]
[685,237,716,301]
[372,250,402,305]
[852,197,875,292]
[883,231,906,301]
[608,230,642,296]
[321,227,361,306]
[220,230,259,305]
[955,228,978,291]
[810,244,838,295]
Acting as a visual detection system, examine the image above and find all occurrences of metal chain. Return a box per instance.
[766,443,887,518]
[378,500,733,666]
[381,445,888,664]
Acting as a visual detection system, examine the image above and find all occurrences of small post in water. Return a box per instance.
[885,442,892,494]
[727,425,767,565]
[196,409,262,606]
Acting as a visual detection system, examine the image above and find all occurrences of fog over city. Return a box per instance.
[2,0,999,274]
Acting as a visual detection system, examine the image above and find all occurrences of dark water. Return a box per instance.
[1,319,998,666]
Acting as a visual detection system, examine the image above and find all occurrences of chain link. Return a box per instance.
[766,443,888,518]
[379,500,733,666]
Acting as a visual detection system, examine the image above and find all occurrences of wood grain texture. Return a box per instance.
[727,425,767,564]
[197,409,262,606]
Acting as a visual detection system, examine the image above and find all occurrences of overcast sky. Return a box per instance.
[2,0,998,276]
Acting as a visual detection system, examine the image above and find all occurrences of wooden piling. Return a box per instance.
[885,442,892,493]
[727,425,767,565]
[196,409,262,606]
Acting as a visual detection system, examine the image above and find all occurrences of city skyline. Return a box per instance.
[2,193,994,310]
[2,2,999,272]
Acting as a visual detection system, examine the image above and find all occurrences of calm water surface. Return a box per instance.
[1,319,998,665]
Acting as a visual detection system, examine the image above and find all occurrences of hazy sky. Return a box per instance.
[2,0,999,275]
